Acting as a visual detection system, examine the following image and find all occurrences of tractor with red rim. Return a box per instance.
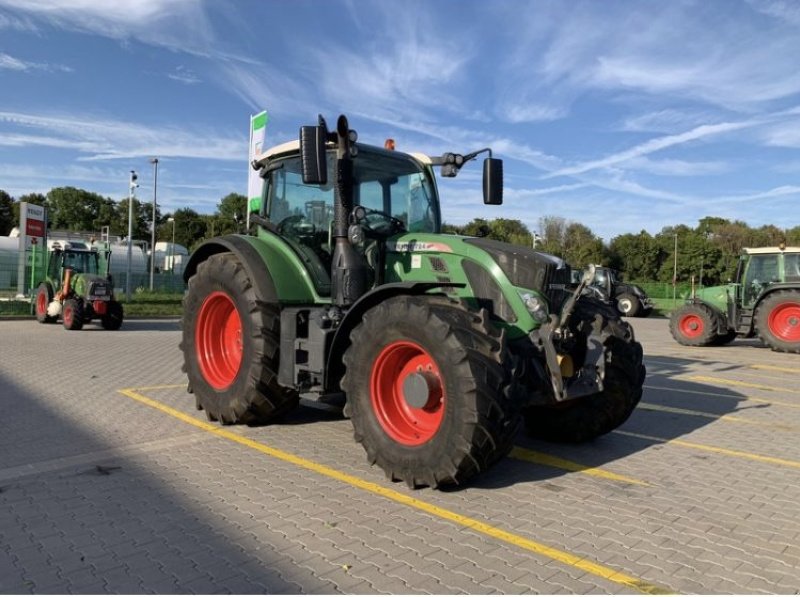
[669,245,800,352]
[34,241,123,331]
[180,114,645,489]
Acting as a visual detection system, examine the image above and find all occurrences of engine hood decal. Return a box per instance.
[386,241,454,253]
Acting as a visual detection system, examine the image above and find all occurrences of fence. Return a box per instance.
[0,256,186,301]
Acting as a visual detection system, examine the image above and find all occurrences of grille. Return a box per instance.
[463,237,571,311]
[462,259,516,322]
[428,256,448,273]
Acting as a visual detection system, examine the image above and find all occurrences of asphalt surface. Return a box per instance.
[1,315,799,594]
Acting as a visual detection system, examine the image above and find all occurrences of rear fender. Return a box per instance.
[184,234,321,304]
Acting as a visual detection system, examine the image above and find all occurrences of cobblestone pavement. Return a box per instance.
[1,316,799,594]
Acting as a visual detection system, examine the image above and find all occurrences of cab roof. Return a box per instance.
[744,246,800,254]
[253,140,432,168]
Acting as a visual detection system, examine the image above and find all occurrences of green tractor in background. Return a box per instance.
[181,114,645,489]
[669,246,800,352]
[34,241,124,331]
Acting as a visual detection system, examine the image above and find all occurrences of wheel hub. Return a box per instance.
[401,371,441,409]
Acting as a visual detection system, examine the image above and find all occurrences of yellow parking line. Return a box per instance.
[118,387,673,595]
[751,364,800,374]
[688,375,800,396]
[509,447,651,486]
[614,430,800,470]
[637,402,797,432]
[644,384,800,409]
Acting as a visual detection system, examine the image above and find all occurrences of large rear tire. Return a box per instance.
[35,283,56,323]
[669,303,717,347]
[523,297,645,443]
[181,253,298,424]
[755,290,800,353]
[341,296,521,489]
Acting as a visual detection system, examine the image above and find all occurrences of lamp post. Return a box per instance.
[126,170,138,302]
[148,158,159,291]
[167,217,175,272]
[673,233,678,304]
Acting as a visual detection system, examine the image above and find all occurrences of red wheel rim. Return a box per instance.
[36,290,47,316]
[63,304,72,327]
[370,340,445,446]
[679,314,704,338]
[195,291,243,390]
[767,302,800,342]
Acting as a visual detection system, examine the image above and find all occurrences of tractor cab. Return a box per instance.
[254,142,441,296]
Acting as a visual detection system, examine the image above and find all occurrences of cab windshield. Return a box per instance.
[266,146,439,235]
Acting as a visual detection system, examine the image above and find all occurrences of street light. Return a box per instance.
[167,217,175,272]
[126,170,138,302]
[149,158,159,290]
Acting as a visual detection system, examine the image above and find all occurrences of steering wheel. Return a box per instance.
[277,215,316,236]
[359,207,406,235]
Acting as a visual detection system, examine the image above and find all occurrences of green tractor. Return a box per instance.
[181,114,645,488]
[669,246,800,352]
[34,241,124,331]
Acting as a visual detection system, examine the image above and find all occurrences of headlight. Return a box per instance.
[519,291,548,323]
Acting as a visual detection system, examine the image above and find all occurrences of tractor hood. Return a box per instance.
[72,273,113,299]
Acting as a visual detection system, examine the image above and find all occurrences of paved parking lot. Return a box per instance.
[1,315,799,594]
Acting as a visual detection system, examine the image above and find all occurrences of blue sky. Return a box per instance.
[1,0,800,241]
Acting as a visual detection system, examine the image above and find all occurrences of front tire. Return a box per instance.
[62,299,83,331]
[669,303,717,347]
[181,253,298,424]
[35,283,56,323]
[755,290,800,353]
[341,296,521,489]
[616,293,641,317]
[523,297,645,443]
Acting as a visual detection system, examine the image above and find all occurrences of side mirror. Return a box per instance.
[483,157,503,205]
[299,125,327,185]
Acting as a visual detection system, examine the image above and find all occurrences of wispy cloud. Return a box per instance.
[544,121,756,179]
[0,51,71,72]
[0,110,245,161]
[166,65,200,85]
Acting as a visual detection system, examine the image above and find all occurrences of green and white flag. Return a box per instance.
[248,110,268,215]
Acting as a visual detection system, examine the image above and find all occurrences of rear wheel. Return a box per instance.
[181,253,298,424]
[101,301,124,330]
[62,299,83,331]
[341,296,521,489]
[35,283,56,323]
[523,297,644,443]
[616,293,641,317]
[755,290,800,353]
[669,303,717,347]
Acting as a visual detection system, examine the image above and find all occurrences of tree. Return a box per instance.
[216,193,247,235]
[539,215,567,256]
[0,189,14,236]
[562,222,604,266]
[47,187,108,231]
[161,208,207,251]
[608,231,663,281]
[113,198,151,241]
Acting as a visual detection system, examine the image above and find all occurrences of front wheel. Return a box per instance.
[341,296,521,489]
[669,303,717,347]
[35,283,56,323]
[616,293,641,317]
[181,253,298,424]
[755,290,800,353]
[62,299,84,331]
[523,297,644,443]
